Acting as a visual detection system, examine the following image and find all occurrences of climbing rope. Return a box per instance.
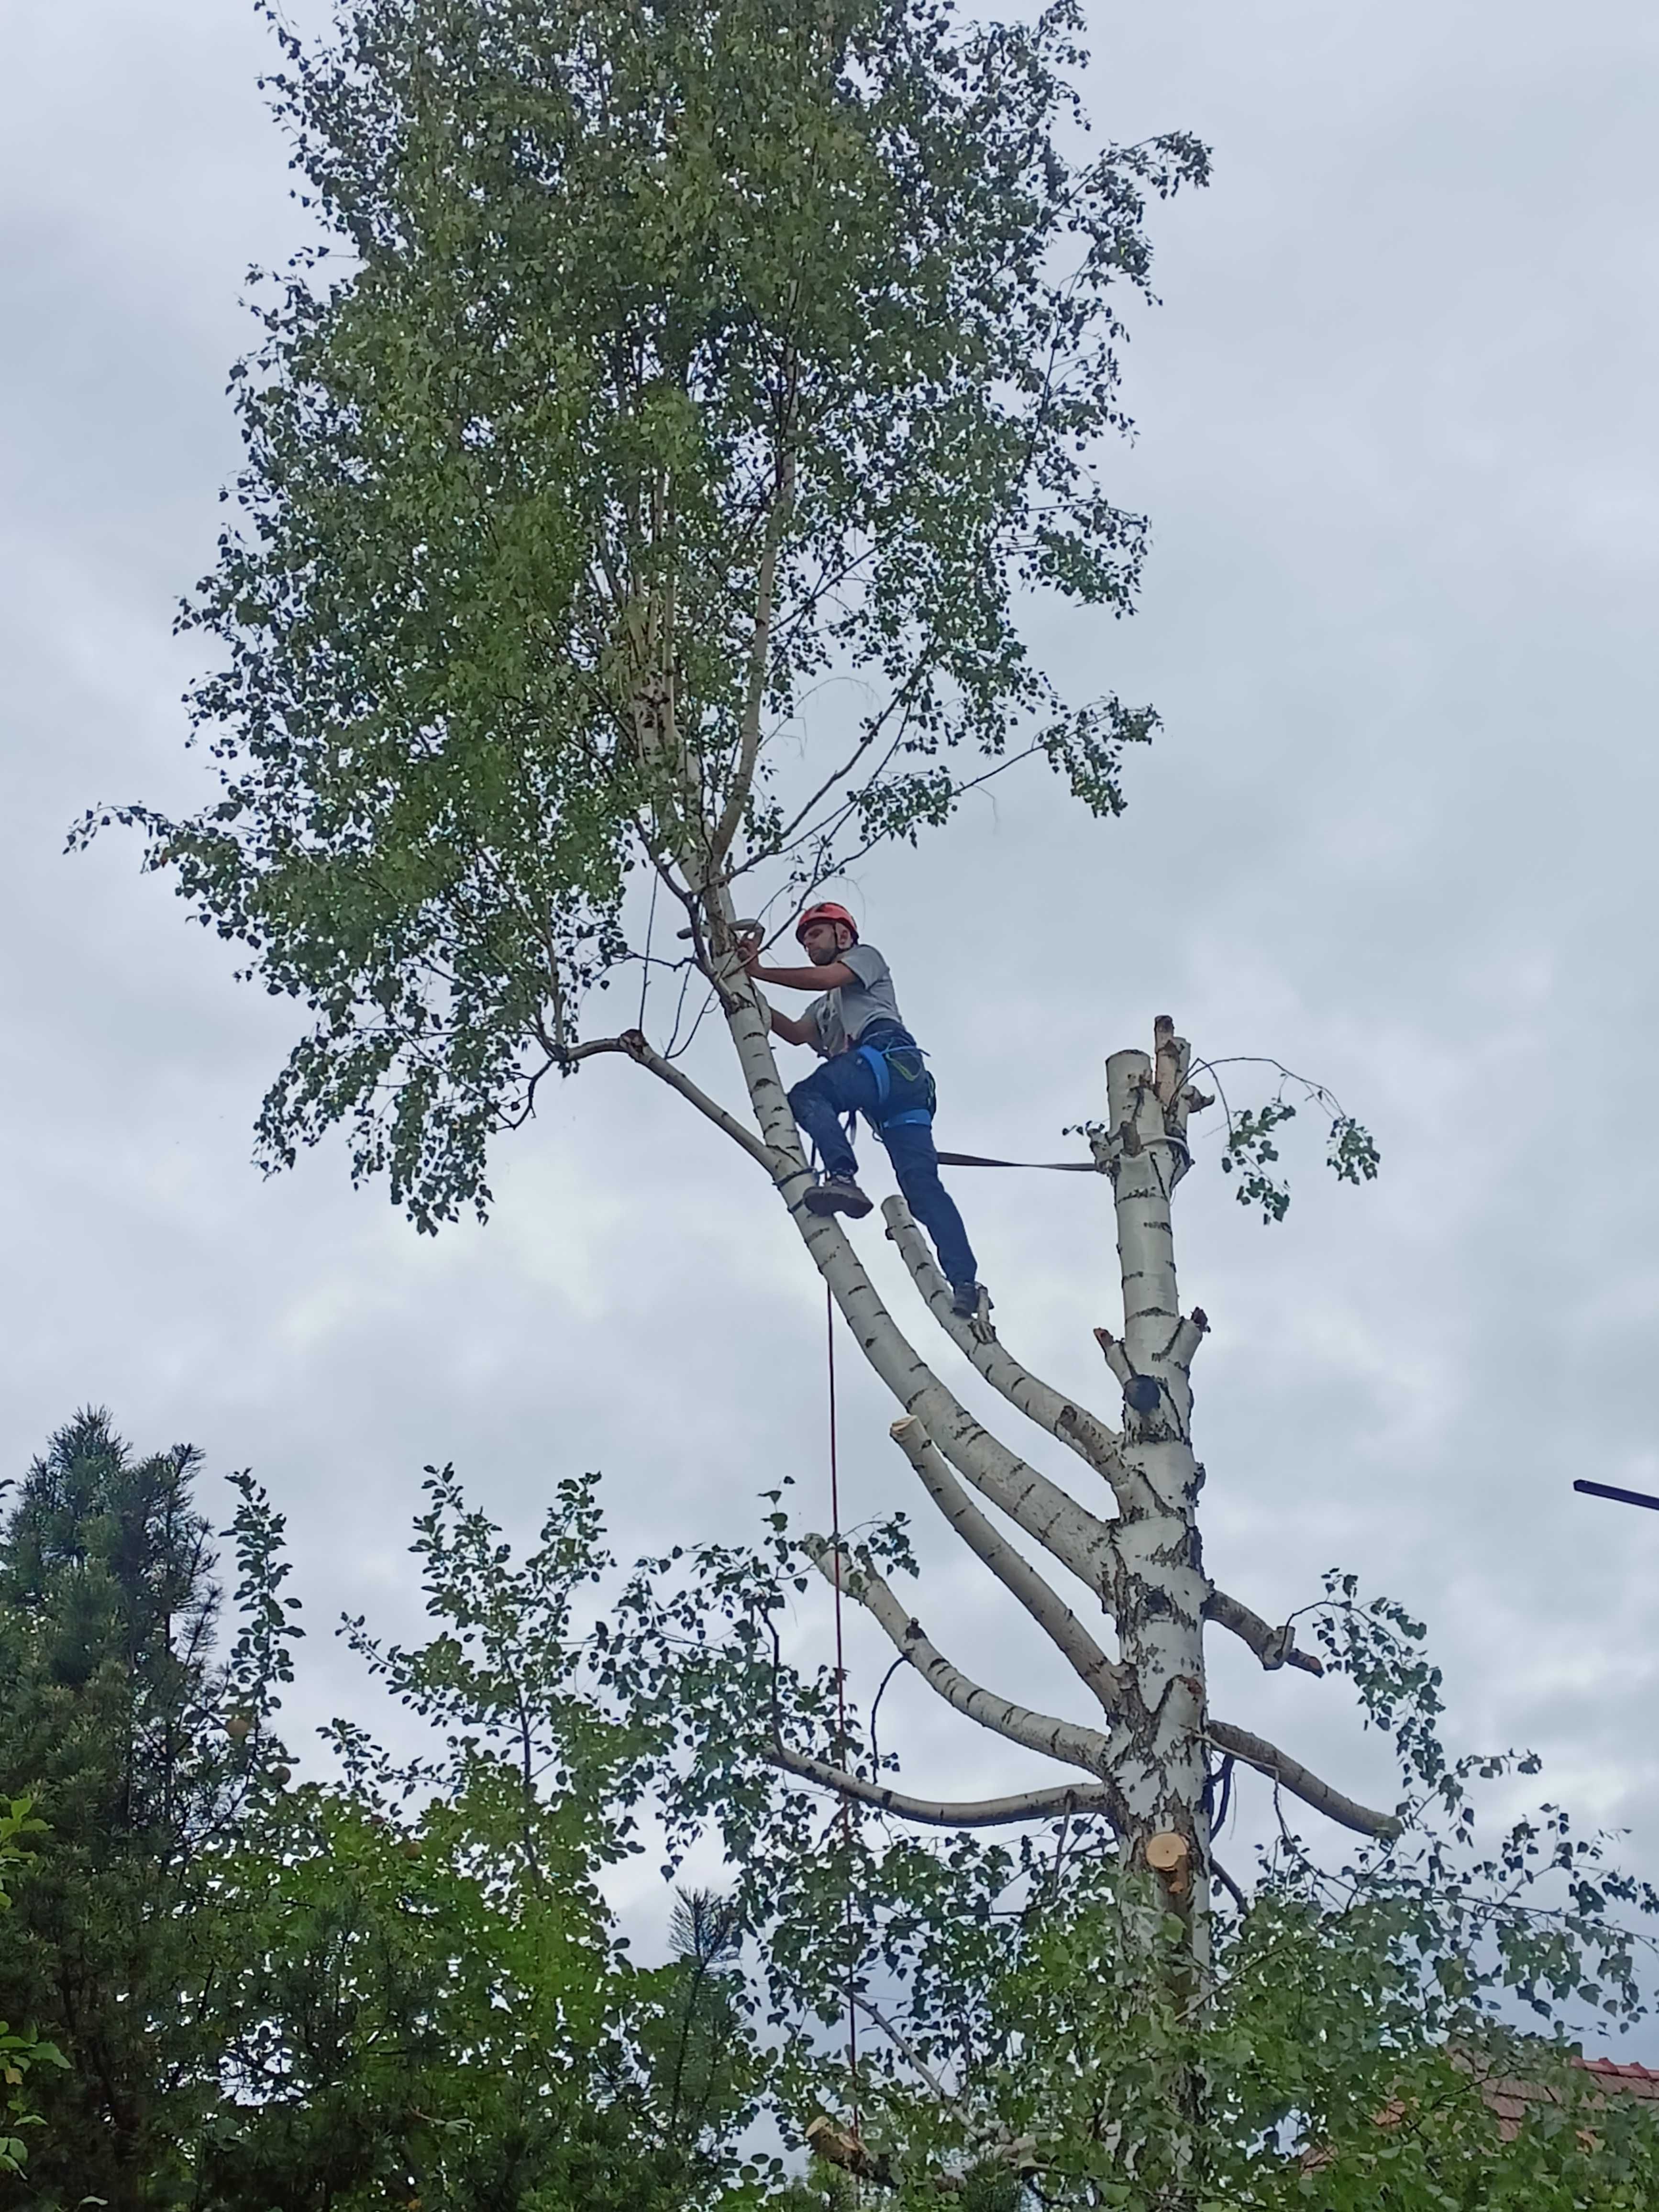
[825,1282,861,2159]
[934,1147,1097,1172]
[637,868,659,1032]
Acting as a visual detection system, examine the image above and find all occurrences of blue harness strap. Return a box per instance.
[857,1040,935,1130]
[857,1042,892,1111]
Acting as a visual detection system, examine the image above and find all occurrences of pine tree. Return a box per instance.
[0,1409,229,2207]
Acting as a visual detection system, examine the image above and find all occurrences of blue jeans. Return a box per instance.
[787,1028,978,1289]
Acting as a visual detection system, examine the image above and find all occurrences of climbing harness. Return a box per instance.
[855,1039,1102,1172]
[855,1036,936,1134]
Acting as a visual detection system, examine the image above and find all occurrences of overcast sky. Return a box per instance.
[5,0,1659,2038]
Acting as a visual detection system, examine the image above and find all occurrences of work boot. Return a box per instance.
[805,1176,873,1219]
[951,1280,988,1319]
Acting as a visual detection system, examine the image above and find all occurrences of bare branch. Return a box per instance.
[1206,1719,1402,1840]
[797,1217,1120,1596]
[804,1537,1113,1779]
[771,1743,1118,1828]
[1210,1853,1250,1913]
[883,1199,1137,1510]
[1204,1590,1324,1678]
[888,1416,1125,1715]
[911,1414,1117,1597]
[851,1993,953,2101]
[538,1031,637,1067]
[617,1027,796,1177]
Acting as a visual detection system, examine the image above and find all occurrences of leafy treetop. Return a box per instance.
[85,0,1207,1226]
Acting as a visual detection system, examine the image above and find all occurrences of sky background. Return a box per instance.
[4,0,1659,2040]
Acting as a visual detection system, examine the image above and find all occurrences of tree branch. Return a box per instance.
[883,1199,1138,1510]
[616,1028,797,1178]
[1204,1590,1323,1677]
[851,1994,953,2101]
[1206,1719,1402,1840]
[1210,1853,1250,1913]
[888,1416,1125,1716]
[538,1031,638,1067]
[709,416,796,867]
[803,1537,1114,1780]
[796,1213,1119,1599]
[771,1743,1118,1829]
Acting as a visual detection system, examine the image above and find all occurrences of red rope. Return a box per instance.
[826,1282,860,2145]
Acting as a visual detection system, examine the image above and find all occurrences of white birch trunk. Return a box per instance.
[1095,1025,1214,1939]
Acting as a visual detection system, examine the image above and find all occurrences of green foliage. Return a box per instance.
[0,1409,254,2207]
[0,1798,68,2180]
[5,1427,1658,2202]
[1202,1058,1381,1224]
[210,1462,769,2208]
[81,0,1206,1227]
[1218,1097,1298,1222]
[588,1489,1659,2205]
[0,1425,764,2210]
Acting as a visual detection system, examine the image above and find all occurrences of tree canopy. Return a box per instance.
[90,0,1206,1224]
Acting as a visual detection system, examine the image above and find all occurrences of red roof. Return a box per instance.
[1302,2052,1659,2170]
[1580,2057,1659,2098]
[1477,2054,1659,2139]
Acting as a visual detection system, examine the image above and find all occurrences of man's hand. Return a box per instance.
[737,929,764,975]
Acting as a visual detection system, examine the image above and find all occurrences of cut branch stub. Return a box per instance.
[1205,1588,1324,1678]
[1152,1015,1186,1109]
[1145,1829,1192,1896]
[804,2116,893,2188]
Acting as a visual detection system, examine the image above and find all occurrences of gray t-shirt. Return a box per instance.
[808,942,904,1056]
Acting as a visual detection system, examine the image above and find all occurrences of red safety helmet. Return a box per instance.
[795,900,859,946]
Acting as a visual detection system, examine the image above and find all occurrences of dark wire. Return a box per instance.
[637,869,659,1032]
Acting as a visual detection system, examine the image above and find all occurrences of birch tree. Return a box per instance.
[91,0,1393,1958]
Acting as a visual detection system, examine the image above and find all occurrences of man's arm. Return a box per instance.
[744,956,859,995]
[768,1006,820,1050]
[734,935,831,1049]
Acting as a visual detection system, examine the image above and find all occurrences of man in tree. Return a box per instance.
[745,900,984,1315]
